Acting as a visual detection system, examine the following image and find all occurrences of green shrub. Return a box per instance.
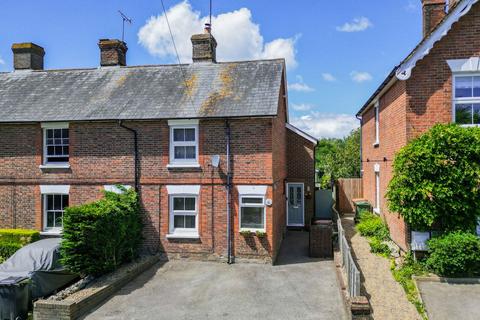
[426,231,480,277]
[60,187,143,276]
[387,124,480,232]
[0,229,40,246]
[356,211,389,240]
[368,238,391,257]
[0,242,23,261]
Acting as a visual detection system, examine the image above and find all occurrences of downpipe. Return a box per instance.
[225,119,233,264]
[118,121,140,193]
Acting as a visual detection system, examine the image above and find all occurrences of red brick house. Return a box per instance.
[357,0,479,250]
[0,29,317,263]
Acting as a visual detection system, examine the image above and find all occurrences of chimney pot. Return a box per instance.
[11,42,45,70]
[191,26,217,63]
[98,39,128,66]
[422,0,447,37]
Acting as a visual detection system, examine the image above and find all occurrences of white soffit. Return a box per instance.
[396,0,479,80]
[237,185,268,195]
[104,185,132,194]
[40,185,70,194]
[166,185,201,195]
[285,123,318,144]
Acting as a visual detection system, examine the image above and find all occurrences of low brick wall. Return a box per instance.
[34,255,160,320]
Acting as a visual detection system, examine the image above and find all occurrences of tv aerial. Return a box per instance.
[118,10,132,42]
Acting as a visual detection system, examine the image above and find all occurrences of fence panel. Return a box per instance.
[336,218,361,297]
[335,178,363,213]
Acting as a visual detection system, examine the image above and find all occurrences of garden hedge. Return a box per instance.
[0,229,40,246]
[60,187,143,276]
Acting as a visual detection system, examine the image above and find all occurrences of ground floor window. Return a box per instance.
[43,194,69,231]
[169,195,198,236]
[374,171,380,214]
[239,196,265,231]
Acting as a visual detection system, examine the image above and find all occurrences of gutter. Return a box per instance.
[118,121,140,193]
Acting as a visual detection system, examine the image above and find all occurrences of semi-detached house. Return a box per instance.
[357,0,480,250]
[0,28,318,263]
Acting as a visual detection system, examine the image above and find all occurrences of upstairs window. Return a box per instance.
[168,120,199,167]
[374,101,380,146]
[453,75,480,125]
[42,123,69,165]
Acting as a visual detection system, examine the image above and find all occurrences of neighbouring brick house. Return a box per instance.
[357,0,480,250]
[0,27,317,263]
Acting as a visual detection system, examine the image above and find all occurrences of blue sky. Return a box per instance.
[0,0,424,138]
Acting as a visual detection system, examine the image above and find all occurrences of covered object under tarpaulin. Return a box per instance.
[0,238,77,299]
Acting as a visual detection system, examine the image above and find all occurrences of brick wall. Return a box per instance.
[286,127,316,228]
[360,2,480,251]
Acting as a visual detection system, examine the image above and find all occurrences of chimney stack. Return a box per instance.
[191,24,217,63]
[422,0,447,37]
[448,0,461,10]
[11,42,45,70]
[98,39,127,67]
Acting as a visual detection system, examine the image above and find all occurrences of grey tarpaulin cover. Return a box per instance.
[0,238,77,299]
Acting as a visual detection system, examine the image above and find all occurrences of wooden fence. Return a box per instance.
[335,178,363,213]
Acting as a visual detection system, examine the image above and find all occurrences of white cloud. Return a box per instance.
[290,112,359,139]
[291,103,313,111]
[0,56,4,65]
[288,75,314,92]
[322,73,336,82]
[405,1,418,12]
[336,17,373,32]
[350,71,372,83]
[138,1,298,69]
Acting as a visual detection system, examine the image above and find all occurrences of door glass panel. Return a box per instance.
[296,187,302,204]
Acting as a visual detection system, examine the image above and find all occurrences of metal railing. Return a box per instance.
[337,218,361,297]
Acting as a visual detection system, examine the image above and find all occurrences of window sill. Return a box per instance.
[40,230,62,236]
[39,163,70,169]
[239,229,266,233]
[373,208,381,215]
[166,233,200,239]
[166,163,201,169]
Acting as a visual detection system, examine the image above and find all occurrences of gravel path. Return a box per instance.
[341,215,421,320]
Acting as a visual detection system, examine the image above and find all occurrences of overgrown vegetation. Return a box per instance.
[356,210,390,257]
[426,231,480,277]
[391,254,428,319]
[0,229,40,262]
[316,128,360,188]
[60,187,143,276]
[387,124,480,232]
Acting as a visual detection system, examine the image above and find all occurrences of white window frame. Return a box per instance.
[40,122,70,169]
[374,164,380,214]
[41,186,69,234]
[373,101,380,146]
[239,195,266,232]
[452,73,480,126]
[167,194,199,238]
[167,120,199,168]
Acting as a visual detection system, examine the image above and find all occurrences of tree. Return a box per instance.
[386,124,480,232]
[316,128,361,188]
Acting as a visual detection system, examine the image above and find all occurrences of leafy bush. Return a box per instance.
[0,229,40,246]
[369,237,391,256]
[356,211,389,240]
[426,231,480,277]
[387,124,480,232]
[0,242,22,261]
[60,187,143,276]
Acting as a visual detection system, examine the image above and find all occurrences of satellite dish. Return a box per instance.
[211,155,220,168]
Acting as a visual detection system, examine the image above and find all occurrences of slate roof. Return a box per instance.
[0,59,284,123]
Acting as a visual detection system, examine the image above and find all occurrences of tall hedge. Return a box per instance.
[0,229,40,245]
[60,187,143,276]
[387,124,480,231]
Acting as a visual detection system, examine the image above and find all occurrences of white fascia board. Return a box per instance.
[166,185,201,195]
[104,185,132,194]
[237,185,268,195]
[40,185,70,194]
[396,0,479,80]
[285,123,318,144]
[41,122,69,129]
[168,119,199,126]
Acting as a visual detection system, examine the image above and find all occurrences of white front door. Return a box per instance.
[287,183,304,227]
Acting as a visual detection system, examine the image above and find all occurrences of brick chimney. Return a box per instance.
[449,0,462,10]
[98,39,127,66]
[11,42,45,70]
[422,0,447,37]
[191,24,217,63]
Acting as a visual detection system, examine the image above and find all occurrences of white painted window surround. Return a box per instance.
[167,119,199,168]
[374,164,380,214]
[40,185,70,235]
[40,122,70,169]
[166,185,200,239]
[373,101,380,146]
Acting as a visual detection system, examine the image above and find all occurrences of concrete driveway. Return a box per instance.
[418,280,480,320]
[83,231,348,320]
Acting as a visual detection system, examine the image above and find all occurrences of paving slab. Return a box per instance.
[83,231,348,320]
[418,281,480,320]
